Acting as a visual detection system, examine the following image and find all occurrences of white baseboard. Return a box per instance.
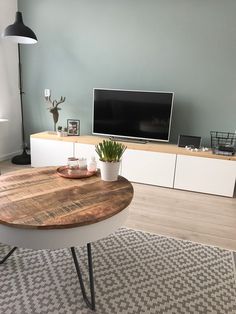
[0,150,22,162]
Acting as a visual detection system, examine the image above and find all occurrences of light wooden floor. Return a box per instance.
[126,183,236,251]
[1,160,236,251]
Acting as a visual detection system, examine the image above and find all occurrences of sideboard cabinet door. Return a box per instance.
[31,138,74,167]
[121,149,176,188]
[174,155,236,197]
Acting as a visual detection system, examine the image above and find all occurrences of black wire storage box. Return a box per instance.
[210,131,236,156]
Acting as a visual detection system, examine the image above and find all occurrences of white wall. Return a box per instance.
[0,0,22,161]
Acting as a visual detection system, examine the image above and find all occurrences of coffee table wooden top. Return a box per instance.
[0,167,133,230]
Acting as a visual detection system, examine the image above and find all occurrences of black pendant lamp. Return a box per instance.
[3,11,37,44]
[2,12,37,165]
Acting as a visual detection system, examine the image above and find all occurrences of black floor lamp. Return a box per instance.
[2,11,37,165]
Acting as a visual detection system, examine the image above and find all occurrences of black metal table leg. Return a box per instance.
[71,244,96,311]
[0,247,17,264]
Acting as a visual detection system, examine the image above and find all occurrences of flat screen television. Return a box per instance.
[92,88,174,142]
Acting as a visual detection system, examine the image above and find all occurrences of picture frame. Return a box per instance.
[67,119,80,136]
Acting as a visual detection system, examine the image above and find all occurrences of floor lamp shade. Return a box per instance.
[3,12,37,44]
[2,12,37,165]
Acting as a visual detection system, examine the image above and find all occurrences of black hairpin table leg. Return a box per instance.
[0,247,17,264]
[71,243,95,311]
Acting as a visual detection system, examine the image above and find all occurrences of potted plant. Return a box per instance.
[57,125,62,137]
[95,140,126,181]
[63,127,68,137]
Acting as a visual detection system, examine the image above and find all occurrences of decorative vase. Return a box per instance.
[99,161,121,181]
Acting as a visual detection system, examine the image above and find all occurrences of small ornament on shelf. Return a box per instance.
[63,127,68,137]
[57,125,63,137]
[57,126,68,137]
[44,90,66,132]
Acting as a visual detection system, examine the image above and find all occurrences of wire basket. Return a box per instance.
[210,131,236,156]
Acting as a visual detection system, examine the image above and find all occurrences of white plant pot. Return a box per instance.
[57,131,67,137]
[100,161,121,181]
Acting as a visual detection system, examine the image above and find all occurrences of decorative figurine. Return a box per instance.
[45,95,66,131]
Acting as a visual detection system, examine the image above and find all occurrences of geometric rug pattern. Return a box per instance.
[0,228,236,314]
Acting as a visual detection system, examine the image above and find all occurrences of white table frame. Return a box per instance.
[0,208,129,311]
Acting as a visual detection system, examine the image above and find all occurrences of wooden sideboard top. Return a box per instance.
[0,167,134,230]
[31,132,236,161]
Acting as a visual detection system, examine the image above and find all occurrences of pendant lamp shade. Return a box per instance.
[2,11,37,44]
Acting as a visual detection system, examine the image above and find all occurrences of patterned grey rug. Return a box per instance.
[0,228,236,314]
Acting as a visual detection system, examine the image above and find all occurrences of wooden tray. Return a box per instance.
[56,166,96,179]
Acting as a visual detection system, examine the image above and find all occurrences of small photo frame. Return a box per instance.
[67,119,80,136]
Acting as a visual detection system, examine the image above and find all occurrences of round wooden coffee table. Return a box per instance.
[0,167,134,311]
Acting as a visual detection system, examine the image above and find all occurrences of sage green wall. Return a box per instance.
[19,0,236,145]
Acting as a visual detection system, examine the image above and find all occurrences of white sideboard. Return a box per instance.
[30,132,236,197]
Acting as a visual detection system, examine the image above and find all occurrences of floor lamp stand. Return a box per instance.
[12,44,31,165]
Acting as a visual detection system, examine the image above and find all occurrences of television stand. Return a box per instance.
[109,136,148,144]
[30,133,236,197]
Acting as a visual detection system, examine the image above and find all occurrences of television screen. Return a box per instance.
[92,88,174,142]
